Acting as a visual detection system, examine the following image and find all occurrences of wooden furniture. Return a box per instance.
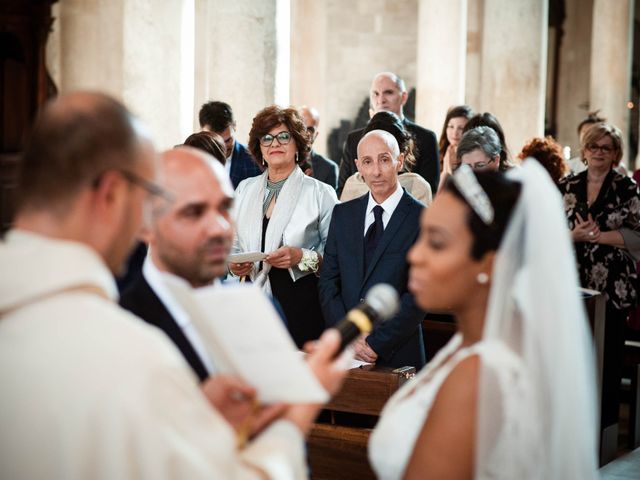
[624,340,640,449]
[583,290,619,465]
[422,315,456,362]
[308,365,415,480]
[0,0,57,233]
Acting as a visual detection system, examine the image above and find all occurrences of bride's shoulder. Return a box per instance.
[473,341,528,403]
[475,341,524,372]
[432,353,481,410]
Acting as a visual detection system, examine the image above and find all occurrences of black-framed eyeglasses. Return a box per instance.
[586,144,614,154]
[306,126,316,135]
[93,169,175,204]
[260,131,292,147]
[119,170,175,204]
[468,158,496,170]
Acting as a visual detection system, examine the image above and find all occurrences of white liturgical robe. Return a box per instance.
[0,230,307,480]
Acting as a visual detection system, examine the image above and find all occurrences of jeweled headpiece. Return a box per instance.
[451,164,495,224]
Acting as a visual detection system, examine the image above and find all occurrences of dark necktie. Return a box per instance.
[364,205,384,271]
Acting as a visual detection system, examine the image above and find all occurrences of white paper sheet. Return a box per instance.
[227,252,267,263]
[163,277,329,404]
[348,358,373,369]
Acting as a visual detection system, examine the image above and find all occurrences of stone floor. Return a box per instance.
[600,405,639,479]
[600,447,640,479]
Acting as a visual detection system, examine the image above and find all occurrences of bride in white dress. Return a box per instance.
[369,161,599,479]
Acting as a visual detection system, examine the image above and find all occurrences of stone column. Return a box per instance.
[478,0,548,159]
[47,0,191,149]
[415,0,467,134]
[194,0,280,145]
[554,0,593,157]
[290,0,329,156]
[465,0,484,112]
[50,0,124,96]
[122,0,190,149]
[590,0,634,167]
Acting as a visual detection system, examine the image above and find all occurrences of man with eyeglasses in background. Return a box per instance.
[299,105,338,191]
[199,100,262,189]
[0,92,346,479]
[338,72,439,196]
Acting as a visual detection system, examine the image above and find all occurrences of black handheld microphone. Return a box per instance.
[334,284,399,355]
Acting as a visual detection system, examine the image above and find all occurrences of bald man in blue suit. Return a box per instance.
[319,130,425,369]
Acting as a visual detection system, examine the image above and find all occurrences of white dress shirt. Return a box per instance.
[225,150,233,175]
[363,182,404,235]
[143,255,217,374]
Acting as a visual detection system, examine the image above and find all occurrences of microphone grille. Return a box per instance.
[365,284,399,319]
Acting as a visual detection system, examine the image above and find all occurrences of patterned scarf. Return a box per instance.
[263,177,288,216]
[233,167,305,295]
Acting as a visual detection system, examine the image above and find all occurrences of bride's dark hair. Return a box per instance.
[444,171,521,260]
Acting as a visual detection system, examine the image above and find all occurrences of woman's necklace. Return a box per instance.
[587,175,604,206]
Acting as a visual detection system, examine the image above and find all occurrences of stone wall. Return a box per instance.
[47,0,282,150]
[45,0,638,166]
[194,0,281,146]
[291,0,419,157]
[47,0,189,149]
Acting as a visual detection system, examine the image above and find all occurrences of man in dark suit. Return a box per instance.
[300,105,339,191]
[319,130,426,369]
[338,72,439,196]
[120,147,235,382]
[199,100,262,189]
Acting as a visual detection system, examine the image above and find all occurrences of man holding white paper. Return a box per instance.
[121,148,324,405]
[120,147,235,381]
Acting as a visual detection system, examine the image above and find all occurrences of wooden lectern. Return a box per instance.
[308,365,415,480]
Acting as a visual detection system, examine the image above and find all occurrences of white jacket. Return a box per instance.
[0,230,306,480]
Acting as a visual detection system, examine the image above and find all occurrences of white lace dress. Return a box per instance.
[369,333,540,480]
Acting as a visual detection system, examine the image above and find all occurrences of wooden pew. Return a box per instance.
[422,315,456,362]
[583,290,619,465]
[624,340,640,449]
[307,365,415,480]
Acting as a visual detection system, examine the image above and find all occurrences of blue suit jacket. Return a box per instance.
[230,142,262,189]
[318,190,426,369]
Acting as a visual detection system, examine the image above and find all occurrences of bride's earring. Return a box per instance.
[476,272,489,285]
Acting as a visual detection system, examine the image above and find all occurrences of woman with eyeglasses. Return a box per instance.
[559,122,640,433]
[229,105,338,348]
[456,126,502,173]
[462,112,513,172]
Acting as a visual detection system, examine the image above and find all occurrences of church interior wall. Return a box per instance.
[44,0,638,168]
